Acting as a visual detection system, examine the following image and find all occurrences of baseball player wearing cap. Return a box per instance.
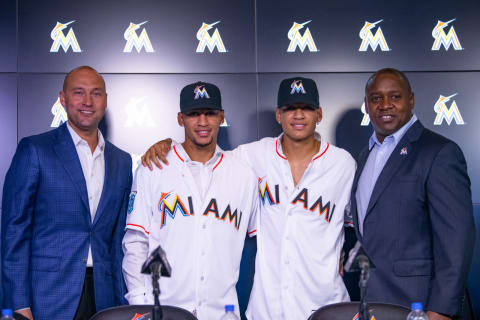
[122,82,259,320]
[141,77,356,319]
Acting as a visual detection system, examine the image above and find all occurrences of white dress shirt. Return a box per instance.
[67,123,105,266]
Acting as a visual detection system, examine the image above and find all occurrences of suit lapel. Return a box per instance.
[93,142,114,225]
[352,148,370,241]
[53,124,90,216]
[365,121,424,216]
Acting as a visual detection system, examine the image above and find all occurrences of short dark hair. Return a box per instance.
[63,66,104,92]
[365,68,412,95]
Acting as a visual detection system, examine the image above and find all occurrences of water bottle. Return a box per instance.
[406,302,429,320]
[0,309,14,320]
[220,304,239,320]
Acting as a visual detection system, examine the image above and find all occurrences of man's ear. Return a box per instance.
[316,107,323,124]
[177,112,184,127]
[59,91,66,107]
[275,108,281,124]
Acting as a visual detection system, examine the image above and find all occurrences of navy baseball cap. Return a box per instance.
[180,81,222,113]
[277,77,319,108]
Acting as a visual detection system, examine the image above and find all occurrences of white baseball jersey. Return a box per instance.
[123,143,259,320]
[233,134,356,320]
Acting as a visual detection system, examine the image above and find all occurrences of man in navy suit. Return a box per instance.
[1,66,132,319]
[351,68,475,319]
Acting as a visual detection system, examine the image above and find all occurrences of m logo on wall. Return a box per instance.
[123,21,155,53]
[124,96,157,127]
[196,21,227,53]
[360,102,370,126]
[287,20,318,52]
[50,21,81,53]
[359,20,390,52]
[433,93,465,125]
[51,97,67,127]
[431,19,463,51]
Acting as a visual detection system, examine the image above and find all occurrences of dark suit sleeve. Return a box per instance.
[112,157,132,305]
[426,142,475,315]
[1,139,39,310]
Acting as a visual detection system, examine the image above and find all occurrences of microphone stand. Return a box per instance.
[150,262,163,320]
[358,256,370,320]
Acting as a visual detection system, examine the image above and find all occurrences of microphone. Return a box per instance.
[141,245,172,277]
[344,241,375,273]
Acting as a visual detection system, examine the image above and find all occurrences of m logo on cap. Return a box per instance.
[290,80,307,94]
[194,85,210,99]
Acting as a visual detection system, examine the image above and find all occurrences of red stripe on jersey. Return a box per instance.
[127,223,150,235]
[312,143,329,161]
[173,145,184,162]
[212,153,224,171]
[248,229,257,235]
[275,140,287,160]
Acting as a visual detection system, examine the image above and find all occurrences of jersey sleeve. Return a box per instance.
[246,176,260,237]
[125,166,153,236]
[231,141,259,168]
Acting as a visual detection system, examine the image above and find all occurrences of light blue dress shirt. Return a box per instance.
[356,114,418,235]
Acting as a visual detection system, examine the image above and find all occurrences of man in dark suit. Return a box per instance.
[1,66,132,320]
[351,68,475,320]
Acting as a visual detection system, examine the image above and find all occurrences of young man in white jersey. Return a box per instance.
[122,81,259,320]
[141,77,356,319]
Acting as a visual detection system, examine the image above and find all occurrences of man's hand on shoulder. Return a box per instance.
[426,311,451,320]
[15,308,34,320]
[141,138,172,170]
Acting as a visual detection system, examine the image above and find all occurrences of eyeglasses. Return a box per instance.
[182,110,222,117]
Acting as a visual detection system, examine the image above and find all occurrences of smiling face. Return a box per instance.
[365,72,414,143]
[276,103,322,143]
[178,108,224,149]
[59,67,107,135]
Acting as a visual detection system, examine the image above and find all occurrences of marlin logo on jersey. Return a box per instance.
[123,21,155,53]
[128,191,137,214]
[196,21,227,53]
[353,313,376,320]
[158,192,193,228]
[433,93,465,125]
[287,20,318,52]
[194,85,210,99]
[360,102,370,126]
[50,97,67,127]
[258,177,280,205]
[50,21,81,52]
[431,19,463,51]
[291,80,307,94]
[292,188,336,222]
[359,19,390,52]
[158,193,242,230]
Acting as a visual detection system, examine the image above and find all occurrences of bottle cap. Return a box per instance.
[411,302,423,311]
[225,304,235,312]
[1,309,13,316]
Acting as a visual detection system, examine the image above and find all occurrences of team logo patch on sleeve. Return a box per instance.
[127,191,137,214]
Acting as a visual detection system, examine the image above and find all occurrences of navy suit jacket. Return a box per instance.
[1,123,132,319]
[351,120,475,316]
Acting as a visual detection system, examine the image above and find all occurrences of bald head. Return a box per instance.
[365,68,411,95]
[63,66,105,92]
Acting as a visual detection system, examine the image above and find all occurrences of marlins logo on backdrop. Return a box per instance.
[50,21,81,53]
[51,97,67,127]
[290,79,307,94]
[196,21,227,53]
[360,102,370,126]
[431,19,463,51]
[123,21,155,53]
[359,19,390,52]
[287,20,318,52]
[124,96,157,127]
[433,93,465,125]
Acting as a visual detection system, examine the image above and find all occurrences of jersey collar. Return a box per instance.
[275,132,329,162]
[172,142,224,171]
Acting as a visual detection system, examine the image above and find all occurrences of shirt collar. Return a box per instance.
[172,142,223,166]
[66,122,105,151]
[368,114,418,150]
